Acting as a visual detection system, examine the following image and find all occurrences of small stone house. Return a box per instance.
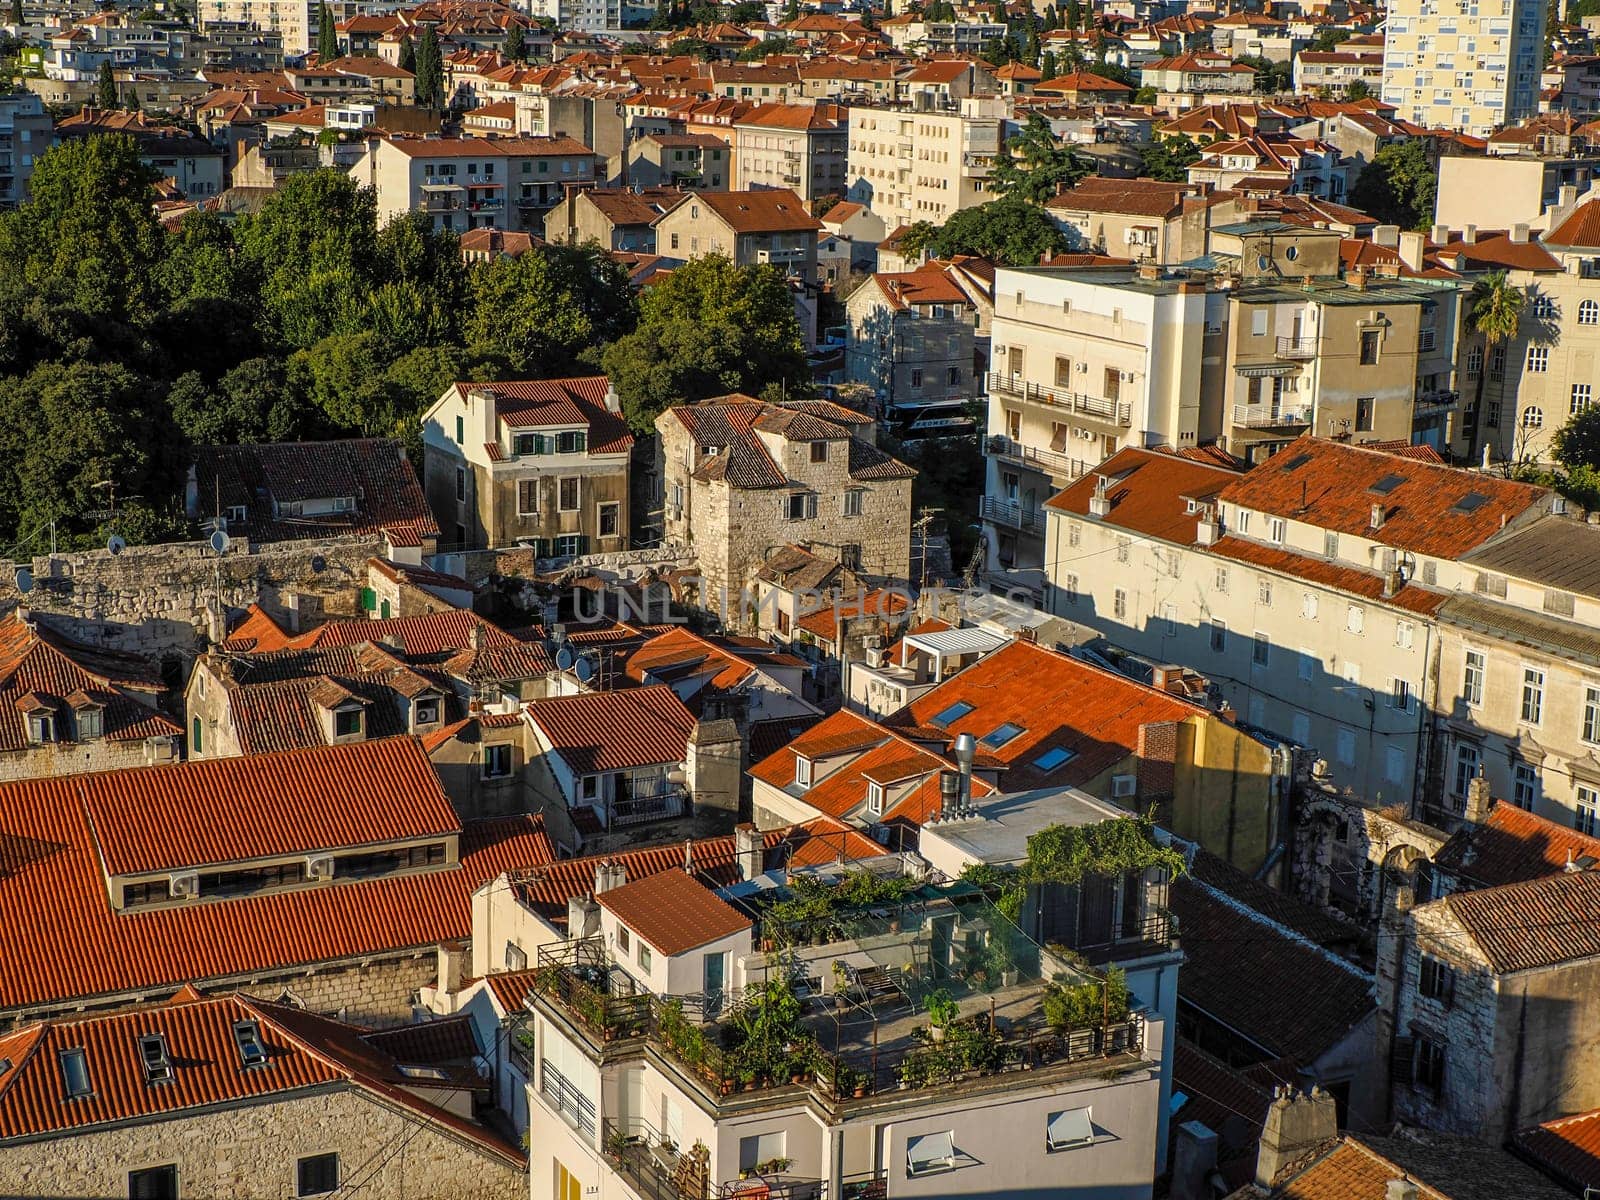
[0,992,525,1200]
[656,395,916,618]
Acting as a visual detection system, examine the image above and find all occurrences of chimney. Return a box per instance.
[1464,767,1493,825]
[1398,230,1425,273]
[1430,222,1448,244]
[937,769,960,821]
[184,464,200,520]
[1386,1182,1420,1200]
[594,859,626,894]
[603,380,621,413]
[1462,224,1477,244]
[1254,1087,1338,1189]
[1350,267,1368,291]
[1139,262,1160,280]
[735,822,763,882]
[1369,502,1386,530]
[1172,1122,1220,1200]
[436,941,468,996]
[952,732,976,812]
[1089,474,1112,518]
[1373,223,1400,248]
[1510,222,1530,244]
[685,718,742,826]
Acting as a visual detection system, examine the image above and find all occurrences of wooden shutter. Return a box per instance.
[1389,1035,1414,1085]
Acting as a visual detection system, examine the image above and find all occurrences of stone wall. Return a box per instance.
[0,535,386,660]
[0,1083,525,1200]
[0,734,171,783]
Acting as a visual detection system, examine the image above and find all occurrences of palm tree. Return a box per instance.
[1465,270,1525,464]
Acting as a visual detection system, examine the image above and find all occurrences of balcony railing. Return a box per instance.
[1276,335,1318,359]
[1413,389,1460,419]
[533,939,652,1041]
[988,372,1133,427]
[541,1059,597,1138]
[611,782,689,828]
[604,1117,826,1200]
[984,435,1091,482]
[981,495,1044,533]
[1232,403,1313,428]
[1074,907,1176,966]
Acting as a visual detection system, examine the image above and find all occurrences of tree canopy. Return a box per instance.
[903,197,1068,267]
[988,114,1092,204]
[1348,140,1437,232]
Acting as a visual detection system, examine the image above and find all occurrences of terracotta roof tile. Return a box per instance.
[1515,1108,1600,1192]
[523,684,695,774]
[1045,447,1241,543]
[1431,802,1600,888]
[454,376,633,455]
[1443,869,1600,972]
[596,867,751,955]
[1542,196,1600,249]
[1207,538,1448,615]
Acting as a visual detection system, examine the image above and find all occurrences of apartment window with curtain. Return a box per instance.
[1521,665,1545,725]
[1463,650,1485,706]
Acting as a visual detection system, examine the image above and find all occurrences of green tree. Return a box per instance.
[1138,133,1201,181]
[924,196,1067,266]
[987,113,1091,203]
[10,0,22,27]
[1465,271,1526,460]
[1235,53,1291,92]
[504,20,527,61]
[96,60,117,109]
[0,360,181,545]
[1308,26,1352,51]
[601,255,808,432]
[414,23,443,106]
[167,358,317,446]
[1347,139,1436,231]
[289,331,404,435]
[0,134,163,323]
[465,242,635,375]
[1345,79,1371,100]
[372,211,466,347]
[1063,0,1081,27]
[317,1,337,60]
[783,0,798,20]
[1555,406,1600,471]
[1134,84,1157,104]
[235,169,381,348]
[399,34,416,71]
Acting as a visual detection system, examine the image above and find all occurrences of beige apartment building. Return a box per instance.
[730,102,847,204]
[199,0,313,56]
[420,375,633,553]
[1039,438,1554,811]
[845,98,1003,235]
[651,187,824,285]
[1380,0,1546,135]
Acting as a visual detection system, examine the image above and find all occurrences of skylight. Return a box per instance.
[1368,473,1405,495]
[981,722,1025,749]
[1453,491,1489,514]
[930,700,975,728]
[397,1064,452,1081]
[1279,453,1312,472]
[137,1034,173,1086]
[59,1048,91,1098]
[233,1020,267,1068]
[1031,747,1077,773]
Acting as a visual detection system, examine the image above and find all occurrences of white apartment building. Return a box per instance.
[1040,438,1554,811]
[846,98,1003,235]
[1381,0,1546,136]
[199,0,313,57]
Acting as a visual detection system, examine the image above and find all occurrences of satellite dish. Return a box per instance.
[574,656,596,683]
[209,529,231,555]
[310,555,326,573]
[555,646,576,671]
[13,568,32,594]
[106,535,128,556]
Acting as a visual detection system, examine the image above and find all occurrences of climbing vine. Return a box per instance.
[960,816,1185,920]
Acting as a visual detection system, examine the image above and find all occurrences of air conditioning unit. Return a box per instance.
[1111,774,1138,798]
[305,854,336,881]
[168,871,200,899]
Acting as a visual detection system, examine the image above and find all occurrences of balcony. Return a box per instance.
[988,373,1132,427]
[757,246,807,265]
[603,1116,826,1200]
[985,435,1090,482]
[981,495,1044,533]
[1232,403,1313,429]
[1413,389,1460,419]
[1276,335,1318,359]
[541,1060,597,1138]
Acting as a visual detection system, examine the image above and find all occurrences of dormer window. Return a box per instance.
[233,1020,268,1068]
[413,696,442,728]
[333,706,363,739]
[867,781,884,815]
[810,441,829,463]
[59,1048,91,1099]
[77,708,103,740]
[27,713,54,745]
[137,1034,173,1086]
[225,504,247,525]
[795,756,813,787]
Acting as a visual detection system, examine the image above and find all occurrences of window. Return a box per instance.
[1346,605,1364,634]
[455,467,466,503]
[1251,309,1269,337]
[844,489,864,517]
[1579,786,1599,836]
[1521,666,1545,725]
[1252,633,1270,667]
[795,756,813,786]
[1465,345,1482,376]
[225,504,247,525]
[1512,761,1541,811]
[1336,727,1356,766]
[1068,521,1081,548]
[298,1153,340,1197]
[77,707,103,740]
[1292,712,1312,744]
[517,479,539,515]
[1385,745,1407,784]
[1258,578,1273,606]
[1032,746,1076,772]
[1545,588,1575,617]
[906,1131,957,1176]
[1210,619,1226,653]
[1584,685,1600,744]
[1113,589,1127,620]
[1162,603,1177,636]
[333,707,363,738]
[1302,592,1319,620]
[138,1034,173,1085]
[1413,1035,1447,1097]
[1360,329,1381,364]
[638,942,653,971]
[1115,537,1130,564]
[1418,957,1455,1005]
[455,414,465,444]
[556,430,587,454]
[617,925,630,953]
[558,477,580,512]
[233,1020,267,1067]
[1215,566,1229,593]
[1522,406,1544,429]
[809,440,829,464]
[483,743,513,779]
[1355,395,1375,432]
[911,368,924,388]
[1581,299,1600,325]
[1268,517,1286,544]
[866,781,884,815]
[1046,1107,1095,1152]
[599,502,619,538]
[1298,649,1315,682]
[1532,294,1555,319]
[1235,510,1251,535]
[1322,531,1338,559]
[59,1047,91,1098]
[931,700,975,728]
[785,492,818,521]
[981,722,1025,748]
[514,432,544,455]
[1463,651,1485,706]
[1390,679,1412,711]
[128,1166,178,1200]
[740,1132,787,1174]
[1526,344,1549,372]
[1453,742,1481,798]
[1574,384,1594,415]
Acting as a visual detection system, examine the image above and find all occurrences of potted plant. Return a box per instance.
[924,988,959,1043]
[605,1129,631,1160]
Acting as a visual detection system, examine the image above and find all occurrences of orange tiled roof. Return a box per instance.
[1207,538,1448,616]
[523,685,695,774]
[1432,801,1600,888]
[1444,869,1600,972]
[596,867,751,955]
[1543,197,1600,249]
[1516,1109,1600,1193]
[1045,446,1241,544]
[452,375,633,455]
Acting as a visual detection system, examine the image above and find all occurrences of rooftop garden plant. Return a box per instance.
[1042,966,1130,1031]
[763,870,916,945]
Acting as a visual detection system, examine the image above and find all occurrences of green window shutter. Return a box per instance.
[191,717,202,755]
[574,431,587,453]
[360,587,376,611]
[535,434,549,455]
